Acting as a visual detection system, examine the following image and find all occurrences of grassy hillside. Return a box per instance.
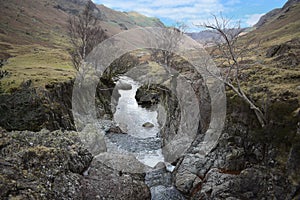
[249,2,300,46]
[0,0,75,92]
[0,0,164,93]
[237,1,300,103]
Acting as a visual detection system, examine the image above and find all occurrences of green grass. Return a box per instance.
[1,45,75,93]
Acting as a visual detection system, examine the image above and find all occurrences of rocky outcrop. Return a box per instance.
[172,100,300,199]
[191,167,294,199]
[136,85,160,107]
[130,52,300,199]
[0,128,91,199]
[0,75,117,132]
[254,8,281,28]
[266,43,291,58]
[266,38,300,67]
[0,80,75,131]
[174,127,298,199]
[0,128,151,199]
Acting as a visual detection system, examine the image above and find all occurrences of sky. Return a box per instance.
[92,0,288,32]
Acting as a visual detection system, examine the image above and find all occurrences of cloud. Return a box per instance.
[245,13,265,26]
[92,0,266,31]
[93,0,225,29]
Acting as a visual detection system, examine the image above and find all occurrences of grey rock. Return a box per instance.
[0,129,92,199]
[191,167,293,200]
[145,163,173,188]
[150,186,186,200]
[0,80,75,131]
[143,122,155,128]
[116,80,132,90]
[0,129,151,200]
[81,156,151,200]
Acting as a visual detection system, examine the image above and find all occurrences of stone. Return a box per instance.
[108,125,124,133]
[266,43,290,58]
[94,152,149,173]
[0,129,92,199]
[175,168,202,194]
[287,142,300,186]
[117,80,132,90]
[143,122,155,128]
[81,155,151,200]
[80,124,107,155]
[135,86,160,107]
[150,186,186,200]
[191,167,293,200]
[145,164,172,188]
[0,129,151,200]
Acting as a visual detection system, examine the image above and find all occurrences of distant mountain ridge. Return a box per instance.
[186,28,248,46]
[254,0,300,28]
[187,0,300,45]
[246,0,300,46]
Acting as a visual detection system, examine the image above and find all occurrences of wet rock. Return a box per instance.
[108,125,124,133]
[135,86,160,107]
[145,163,172,188]
[143,122,155,128]
[173,122,299,199]
[103,121,125,134]
[175,168,202,194]
[116,80,132,90]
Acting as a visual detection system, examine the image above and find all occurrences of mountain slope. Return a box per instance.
[97,5,164,35]
[233,0,300,106]
[251,0,300,45]
[255,0,300,28]
[0,0,164,92]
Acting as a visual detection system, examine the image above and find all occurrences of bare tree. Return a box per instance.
[198,14,266,127]
[67,1,107,70]
[151,22,187,68]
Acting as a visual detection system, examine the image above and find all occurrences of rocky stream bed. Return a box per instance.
[0,72,300,199]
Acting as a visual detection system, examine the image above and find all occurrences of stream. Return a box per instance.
[113,76,165,167]
[106,76,186,200]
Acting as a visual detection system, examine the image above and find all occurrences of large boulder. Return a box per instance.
[81,154,151,200]
[0,129,92,199]
[0,128,151,200]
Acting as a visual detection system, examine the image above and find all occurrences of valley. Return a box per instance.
[0,0,299,199]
